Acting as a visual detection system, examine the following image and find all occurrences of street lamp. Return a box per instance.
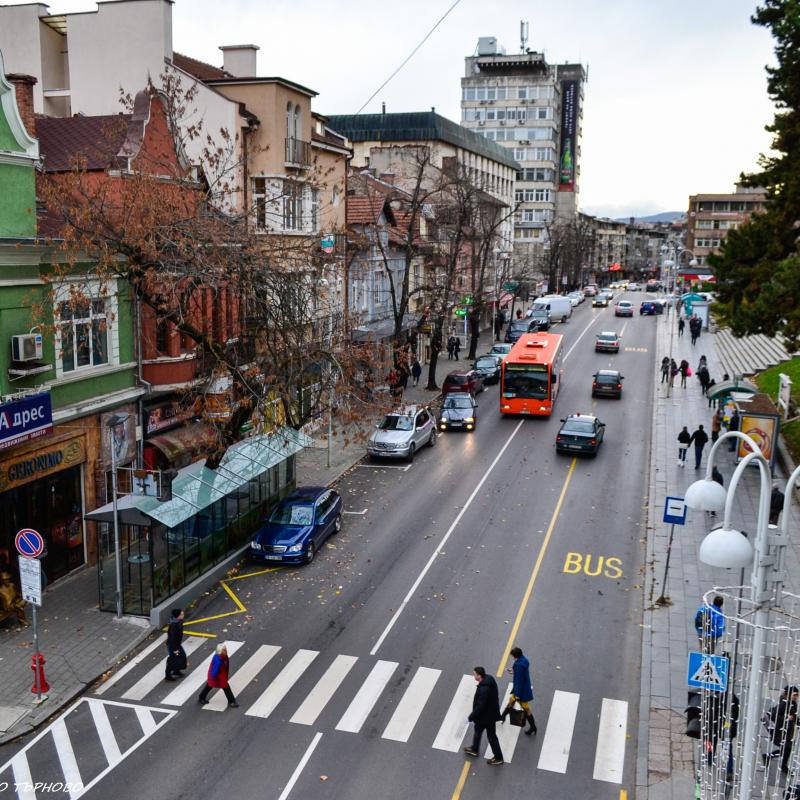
[686,430,798,800]
[661,241,697,398]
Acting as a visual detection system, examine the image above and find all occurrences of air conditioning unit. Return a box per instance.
[479,100,487,105]
[478,120,486,126]
[499,120,505,126]
[12,333,43,362]
[517,118,525,124]
[521,140,531,145]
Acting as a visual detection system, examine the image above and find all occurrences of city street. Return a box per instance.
[0,296,657,800]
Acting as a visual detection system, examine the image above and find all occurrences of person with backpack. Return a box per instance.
[694,596,725,652]
[677,426,692,467]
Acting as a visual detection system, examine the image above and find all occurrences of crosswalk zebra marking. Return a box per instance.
[290,654,358,726]
[486,683,523,762]
[382,666,441,743]
[121,636,206,702]
[87,699,123,766]
[432,675,474,752]
[162,640,244,707]
[10,751,35,800]
[538,690,580,773]
[95,634,166,695]
[335,660,398,734]
[593,698,628,783]
[50,717,83,800]
[245,649,319,720]
[205,644,281,712]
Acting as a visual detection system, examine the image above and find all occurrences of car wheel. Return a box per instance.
[428,429,437,448]
[407,443,416,462]
[562,315,567,323]
[306,542,316,564]
[334,514,342,533]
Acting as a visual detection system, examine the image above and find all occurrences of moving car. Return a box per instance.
[532,295,572,323]
[595,331,621,353]
[592,369,624,399]
[615,300,634,317]
[506,318,542,343]
[645,279,660,292]
[583,285,598,297]
[367,405,437,460]
[556,414,605,456]
[474,354,502,384]
[438,392,477,432]
[442,370,484,396]
[639,300,664,316]
[489,343,513,360]
[527,309,551,331]
[627,282,640,291]
[593,292,611,308]
[250,487,342,565]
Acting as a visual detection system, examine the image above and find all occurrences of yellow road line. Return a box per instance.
[620,790,627,800]
[450,762,470,800]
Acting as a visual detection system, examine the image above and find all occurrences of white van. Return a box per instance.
[532,295,573,323]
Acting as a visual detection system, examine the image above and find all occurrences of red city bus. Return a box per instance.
[500,332,564,416]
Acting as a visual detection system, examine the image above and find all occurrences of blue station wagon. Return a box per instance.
[249,487,342,565]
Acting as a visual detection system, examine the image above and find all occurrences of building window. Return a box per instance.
[56,293,113,374]
[517,86,554,100]
[283,181,303,231]
[462,86,508,101]
[253,177,269,230]
[534,188,551,202]
[517,167,554,182]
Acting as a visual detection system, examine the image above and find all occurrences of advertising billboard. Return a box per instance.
[559,80,580,192]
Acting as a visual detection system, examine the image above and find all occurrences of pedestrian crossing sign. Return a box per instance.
[687,652,729,692]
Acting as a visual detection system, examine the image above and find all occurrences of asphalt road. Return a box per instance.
[0,293,658,800]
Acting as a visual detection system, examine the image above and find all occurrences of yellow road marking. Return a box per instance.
[621,791,628,800]
[450,761,470,800]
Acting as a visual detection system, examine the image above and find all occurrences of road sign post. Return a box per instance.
[656,497,688,606]
[16,529,48,703]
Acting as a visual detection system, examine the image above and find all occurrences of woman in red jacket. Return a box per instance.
[198,644,239,707]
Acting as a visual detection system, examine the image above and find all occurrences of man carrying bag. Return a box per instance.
[165,608,187,682]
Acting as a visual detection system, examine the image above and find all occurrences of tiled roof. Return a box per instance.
[172,52,231,81]
[37,114,131,172]
[346,195,388,225]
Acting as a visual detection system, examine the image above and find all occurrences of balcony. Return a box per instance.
[285,138,311,169]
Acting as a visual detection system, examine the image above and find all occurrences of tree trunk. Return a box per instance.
[426,315,444,390]
[467,306,481,360]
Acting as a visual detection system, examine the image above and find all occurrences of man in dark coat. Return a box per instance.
[165,608,186,682]
[500,646,537,734]
[768,685,799,773]
[463,666,504,765]
[770,484,785,526]
[689,424,709,469]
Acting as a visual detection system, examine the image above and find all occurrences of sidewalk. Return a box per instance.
[0,333,492,745]
[639,312,800,799]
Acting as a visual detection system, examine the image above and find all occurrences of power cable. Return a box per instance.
[355,0,463,114]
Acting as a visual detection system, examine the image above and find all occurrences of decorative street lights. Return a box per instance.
[686,429,799,800]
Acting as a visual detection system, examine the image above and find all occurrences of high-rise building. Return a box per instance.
[462,33,586,272]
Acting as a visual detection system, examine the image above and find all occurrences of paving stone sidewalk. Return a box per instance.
[638,308,800,800]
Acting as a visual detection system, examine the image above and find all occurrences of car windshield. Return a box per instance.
[491,345,511,353]
[270,503,314,526]
[379,415,414,431]
[596,373,619,384]
[597,334,617,341]
[444,397,473,409]
[510,320,530,331]
[503,364,549,399]
[476,358,496,368]
[563,419,595,434]
[446,375,468,385]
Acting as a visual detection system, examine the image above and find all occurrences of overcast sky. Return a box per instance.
[9,0,777,217]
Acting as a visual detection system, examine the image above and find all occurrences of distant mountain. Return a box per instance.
[615,212,684,224]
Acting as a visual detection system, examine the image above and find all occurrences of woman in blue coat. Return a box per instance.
[500,646,537,735]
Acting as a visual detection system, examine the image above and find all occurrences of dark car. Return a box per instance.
[645,280,660,293]
[474,354,502,384]
[504,318,539,344]
[595,331,621,353]
[439,392,477,432]
[639,300,664,316]
[592,293,611,308]
[556,414,605,456]
[250,487,342,565]
[592,369,624,399]
[527,309,551,331]
[442,370,484,396]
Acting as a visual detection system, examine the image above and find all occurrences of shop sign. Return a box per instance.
[321,234,336,254]
[0,437,86,491]
[146,398,200,435]
[0,392,53,451]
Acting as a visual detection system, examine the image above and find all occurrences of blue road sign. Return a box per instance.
[664,496,687,525]
[687,651,729,692]
[15,528,44,558]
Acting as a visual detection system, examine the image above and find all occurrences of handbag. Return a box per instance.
[508,703,526,727]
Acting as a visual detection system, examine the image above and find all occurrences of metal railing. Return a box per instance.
[285,137,311,167]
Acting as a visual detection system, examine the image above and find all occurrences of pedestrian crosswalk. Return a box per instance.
[1,638,629,799]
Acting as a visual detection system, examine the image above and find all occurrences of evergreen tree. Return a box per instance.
[709,0,800,349]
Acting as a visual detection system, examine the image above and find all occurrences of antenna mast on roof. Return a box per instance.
[520,20,529,53]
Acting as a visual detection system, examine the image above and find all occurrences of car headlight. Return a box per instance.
[251,541,261,551]
[287,544,304,553]
[464,417,474,423]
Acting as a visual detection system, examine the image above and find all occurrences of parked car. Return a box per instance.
[442,370,484,396]
[505,318,539,343]
[556,414,605,456]
[583,286,598,297]
[627,282,640,291]
[595,331,621,353]
[615,300,634,317]
[527,309,551,331]
[639,300,664,316]
[367,405,437,461]
[439,392,477,432]
[593,292,611,308]
[567,291,585,305]
[489,343,513,360]
[592,369,624,399]
[645,279,660,293]
[249,487,342,565]
[474,354,502,384]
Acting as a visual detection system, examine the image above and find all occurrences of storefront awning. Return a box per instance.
[146,422,218,469]
[85,427,312,529]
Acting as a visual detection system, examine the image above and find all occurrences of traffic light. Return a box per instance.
[686,691,702,738]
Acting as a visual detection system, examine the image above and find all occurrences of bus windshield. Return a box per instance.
[503,364,549,399]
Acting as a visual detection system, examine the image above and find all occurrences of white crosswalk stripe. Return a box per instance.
[538,689,580,773]
[290,654,358,726]
[593,698,628,783]
[245,649,319,719]
[162,640,244,707]
[205,644,281,712]
[382,666,441,743]
[121,635,206,702]
[335,659,398,733]
[432,674,474,752]
[87,699,123,766]
[50,717,83,800]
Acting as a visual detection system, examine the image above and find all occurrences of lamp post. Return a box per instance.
[686,430,797,800]
[661,241,697,398]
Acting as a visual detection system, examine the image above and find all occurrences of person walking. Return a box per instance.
[678,317,685,338]
[463,666,504,765]
[165,608,186,682]
[677,426,691,467]
[697,355,708,371]
[669,359,678,387]
[710,466,724,516]
[694,595,725,652]
[770,483,786,526]
[447,336,456,361]
[453,337,461,360]
[679,359,690,389]
[690,316,702,346]
[500,647,537,735]
[660,357,670,384]
[690,424,709,469]
[711,408,722,442]
[707,378,717,407]
[728,410,740,452]
[198,643,239,708]
[697,365,711,395]
[411,359,422,387]
[767,685,799,774]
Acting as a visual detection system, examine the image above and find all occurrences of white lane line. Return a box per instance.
[10,751,36,800]
[290,654,359,726]
[277,732,323,800]
[245,649,319,719]
[619,321,629,337]
[162,640,244,706]
[485,683,522,763]
[593,698,628,783]
[135,706,157,737]
[356,463,412,471]
[382,667,441,743]
[94,634,166,695]
[370,420,525,655]
[205,644,281,712]
[564,314,601,361]
[343,509,368,515]
[50,717,82,800]
[432,675,475,752]
[87,699,123,766]
[538,690,580,773]
[122,636,206,701]
[335,660,398,733]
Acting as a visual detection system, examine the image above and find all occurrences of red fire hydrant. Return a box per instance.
[31,652,50,694]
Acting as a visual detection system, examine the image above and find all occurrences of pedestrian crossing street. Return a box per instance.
[0,636,630,799]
